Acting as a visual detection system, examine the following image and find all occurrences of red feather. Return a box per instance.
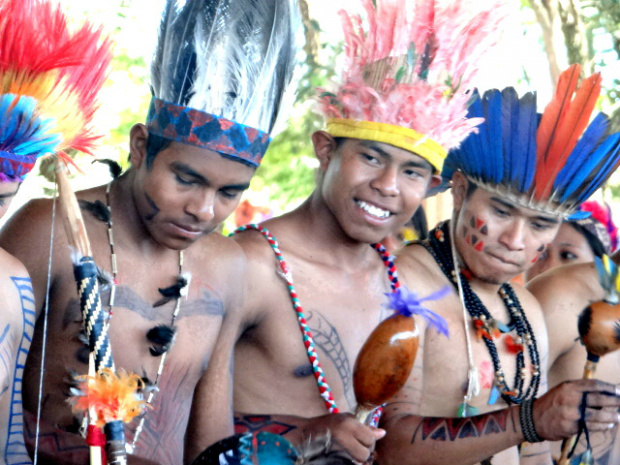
[0,0,112,157]
[534,64,602,200]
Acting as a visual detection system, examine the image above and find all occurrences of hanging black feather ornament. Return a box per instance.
[79,199,111,224]
[146,324,177,356]
[94,158,123,179]
[153,274,190,307]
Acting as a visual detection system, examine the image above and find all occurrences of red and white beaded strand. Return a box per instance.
[234,224,400,414]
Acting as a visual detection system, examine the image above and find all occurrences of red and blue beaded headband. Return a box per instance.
[146,97,270,168]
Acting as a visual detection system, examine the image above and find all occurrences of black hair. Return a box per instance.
[465,180,477,198]
[567,222,607,258]
[145,133,172,168]
[411,206,429,241]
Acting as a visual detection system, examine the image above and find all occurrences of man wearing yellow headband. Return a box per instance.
[186,0,519,462]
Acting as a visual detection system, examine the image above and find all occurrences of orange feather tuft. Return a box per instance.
[70,368,147,428]
[534,64,602,200]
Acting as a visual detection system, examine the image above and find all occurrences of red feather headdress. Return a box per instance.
[0,0,113,178]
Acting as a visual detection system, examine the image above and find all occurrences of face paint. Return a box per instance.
[462,211,487,253]
[530,244,546,263]
[144,192,161,221]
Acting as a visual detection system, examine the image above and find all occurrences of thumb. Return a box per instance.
[373,428,386,439]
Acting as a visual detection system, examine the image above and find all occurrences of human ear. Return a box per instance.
[428,174,442,190]
[311,131,338,171]
[129,124,149,169]
[451,171,468,210]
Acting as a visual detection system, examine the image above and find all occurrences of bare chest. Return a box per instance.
[235,257,394,413]
[421,293,542,418]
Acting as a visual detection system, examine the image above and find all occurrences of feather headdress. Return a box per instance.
[147,0,301,167]
[444,64,620,215]
[317,0,509,172]
[0,0,112,181]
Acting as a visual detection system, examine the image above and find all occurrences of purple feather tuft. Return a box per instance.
[384,285,450,337]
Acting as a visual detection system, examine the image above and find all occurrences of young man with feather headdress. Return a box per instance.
[0,0,300,464]
[377,65,620,465]
[184,1,604,464]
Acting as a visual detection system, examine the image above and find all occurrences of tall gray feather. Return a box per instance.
[151,0,301,134]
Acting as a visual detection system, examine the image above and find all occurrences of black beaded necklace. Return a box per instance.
[425,221,541,406]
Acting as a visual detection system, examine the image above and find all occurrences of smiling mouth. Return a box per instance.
[355,200,392,219]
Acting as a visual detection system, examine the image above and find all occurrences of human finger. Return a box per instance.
[583,410,620,432]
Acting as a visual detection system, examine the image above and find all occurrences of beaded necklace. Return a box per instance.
[234,224,400,414]
[103,182,186,452]
[424,221,540,413]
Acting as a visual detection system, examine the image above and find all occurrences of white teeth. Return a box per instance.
[357,200,391,219]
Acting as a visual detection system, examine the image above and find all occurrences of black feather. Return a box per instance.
[94,158,123,179]
[75,345,90,364]
[154,275,189,307]
[147,324,176,356]
[79,199,111,224]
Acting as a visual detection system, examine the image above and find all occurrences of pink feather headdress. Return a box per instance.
[317,0,508,172]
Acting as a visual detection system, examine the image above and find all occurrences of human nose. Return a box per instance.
[370,166,399,196]
[186,190,215,222]
[499,220,526,251]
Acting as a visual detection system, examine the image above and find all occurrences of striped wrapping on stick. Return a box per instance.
[74,255,113,371]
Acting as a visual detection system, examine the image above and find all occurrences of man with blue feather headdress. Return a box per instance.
[378,65,620,465]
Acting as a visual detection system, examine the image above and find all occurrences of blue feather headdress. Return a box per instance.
[147,0,301,167]
[0,94,61,182]
[444,65,620,215]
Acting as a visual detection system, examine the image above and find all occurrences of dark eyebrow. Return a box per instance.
[222,182,251,191]
[172,162,207,184]
[490,196,560,225]
[171,162,250,191]
[359,140,432,170]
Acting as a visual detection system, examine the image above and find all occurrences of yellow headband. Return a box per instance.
[325,118,446,172]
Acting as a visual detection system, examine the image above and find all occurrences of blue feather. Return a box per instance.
[0,95,60,159]
[517,92,538,192]
[482,90,503,184]
[576,134,620,202]
[501,87,518,185]
[444,90,484,181]
[555,113,609,200]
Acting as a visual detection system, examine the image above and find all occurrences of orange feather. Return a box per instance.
[534,64,602,200]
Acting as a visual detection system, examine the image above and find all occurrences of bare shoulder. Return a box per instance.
[395,242,444,290]
[0,248,31,322]
[527,262,602,312]
[0,198,62,266]
[186,232,248,295]
[0,248,29,279]
[510,281,544,321]
[231,219,283,277]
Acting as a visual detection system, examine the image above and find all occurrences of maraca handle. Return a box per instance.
[355,405,374,424]
[557,359,599,465]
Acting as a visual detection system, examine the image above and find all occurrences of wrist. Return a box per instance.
[519,398,544,443]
